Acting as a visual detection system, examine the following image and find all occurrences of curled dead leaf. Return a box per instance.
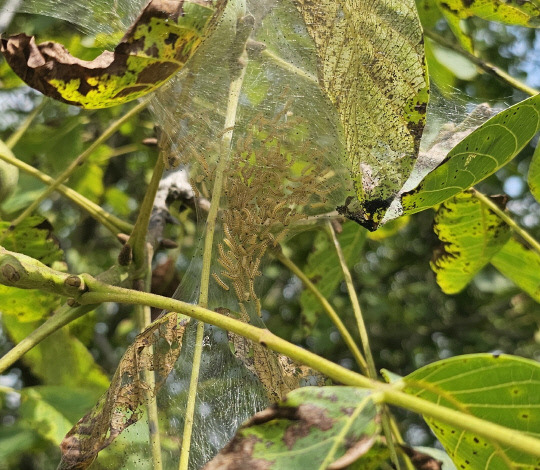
[58,314,188,469]
[1,0,226,108]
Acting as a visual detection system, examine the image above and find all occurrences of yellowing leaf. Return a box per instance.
[431,191,511,294]
[293,0,429,230]
[0,0,226,108]
[491,237,540,302]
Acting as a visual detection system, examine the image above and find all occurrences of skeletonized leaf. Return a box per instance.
[431,191,511,294]
[228,331,325,402]
[0,0,226,108]
[204,386,380,470]
[58,313,188,470]
[293,0,429,230]
[491,237,540,302]
[401,93,540,216]
[404,354,540,469]
[528,138,540,202]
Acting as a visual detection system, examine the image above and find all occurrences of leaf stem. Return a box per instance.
[326,222,377,377]
[128,152,165,269]
[472,189,540,256]
[4,97,150,235]
[425,30,539,97]
[273,247,368,374]
[325,221,401,468]
[77,279,540,459]
[178,13,250,470]
[0,141,132,234]
[6,99,47,149]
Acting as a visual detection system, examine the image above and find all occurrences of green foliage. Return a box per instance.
[300,222,367,327]
[404,354,540,469]
[402,93,540,215]
[431,191,511,294]
[0,216,63,265]
[0,140,19,202]
[528,139,540,202]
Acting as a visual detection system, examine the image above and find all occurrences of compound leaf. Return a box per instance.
[293,0,429,230]
[1,0,226,108]
[431,191,511,294]
[401,93,540,215]
[404,354,540,469]
[204,386,380,470]
[491,237,540,302]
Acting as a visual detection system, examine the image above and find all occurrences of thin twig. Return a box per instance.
[6,99,47,149]
[178,12,251,470]
[0,142,132,234]
[425,30,539,97]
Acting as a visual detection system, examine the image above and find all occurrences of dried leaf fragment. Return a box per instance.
[1,0,226,108]
[58,314,188,469]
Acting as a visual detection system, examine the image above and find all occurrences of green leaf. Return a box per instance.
[0,285,61,322]
[0,426,41,461]
[300,221,367,327]
[19,386,99,445]
[431,191,511,294]
[293,0,429,230]
[0,0,226,108]
[491,237,540,302]
[205,386,380,470]
[2,315,109,393]
[527,138,540,203]
[401,93,540,215]
[0,216,64,266]
[404,354,540,469]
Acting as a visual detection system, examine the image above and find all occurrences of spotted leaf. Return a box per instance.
[404,354,540,469]
[0,0,226,108]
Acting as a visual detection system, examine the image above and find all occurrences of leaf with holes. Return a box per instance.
[404,354,540,469]
[528,139,540,203]
[431,191,511,294]
[293,0,429,230]
[204,386,380,470]
[0,0,226,108]
[491,237,540,302]
[401,93,540,216]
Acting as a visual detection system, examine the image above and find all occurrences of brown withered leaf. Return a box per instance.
[400,445,443,470]
[1,0,226,108]
[58,314,188,469]
[228,331,325,402]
